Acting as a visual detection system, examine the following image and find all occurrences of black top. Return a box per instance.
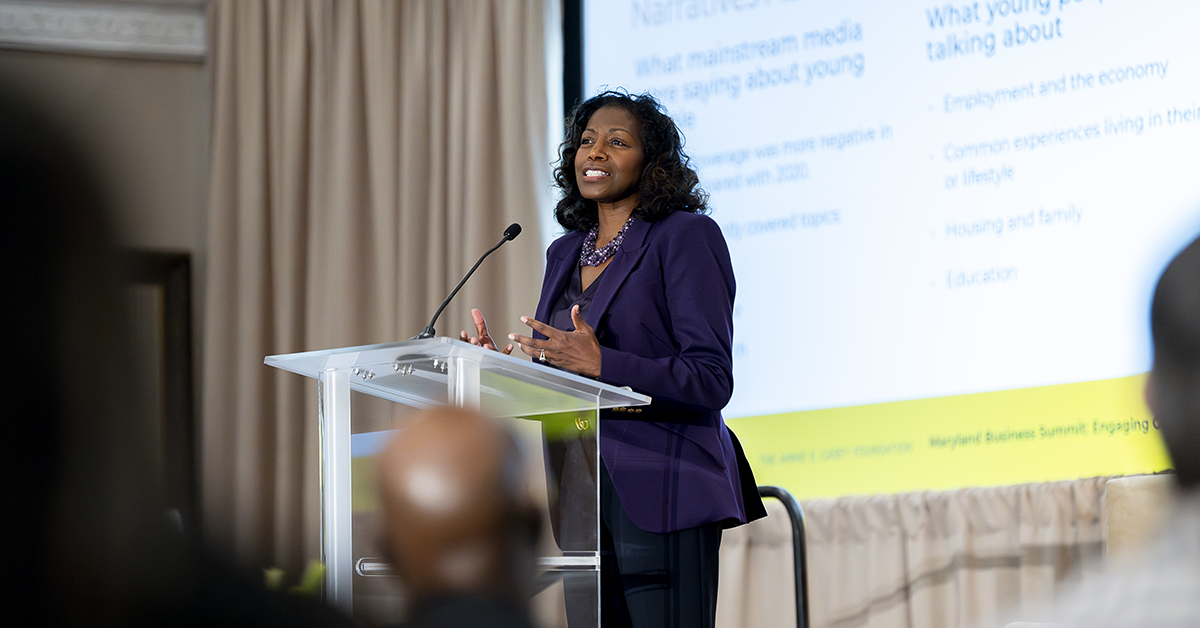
[548,262,606,333]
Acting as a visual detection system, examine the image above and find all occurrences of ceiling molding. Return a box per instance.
[0,1,206,61]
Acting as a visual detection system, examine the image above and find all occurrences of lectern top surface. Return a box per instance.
[264,336,650,417]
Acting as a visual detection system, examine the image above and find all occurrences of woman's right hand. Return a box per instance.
[459,308,514,354]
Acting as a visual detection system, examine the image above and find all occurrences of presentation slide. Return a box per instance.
[576,0,1199,497]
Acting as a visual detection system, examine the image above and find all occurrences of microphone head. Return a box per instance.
[504,223,522,240]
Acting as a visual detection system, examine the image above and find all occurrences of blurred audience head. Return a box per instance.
[377,406,539,603]
[1149,233,1200,488]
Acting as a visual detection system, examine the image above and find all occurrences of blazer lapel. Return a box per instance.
[534,231,584,326]
[586,218,652,332]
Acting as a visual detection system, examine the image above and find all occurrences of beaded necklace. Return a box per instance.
[579,217,635,267]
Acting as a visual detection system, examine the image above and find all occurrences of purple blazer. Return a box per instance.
[534,211,764,533]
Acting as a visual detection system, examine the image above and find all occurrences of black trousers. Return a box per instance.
[567,464,723,628]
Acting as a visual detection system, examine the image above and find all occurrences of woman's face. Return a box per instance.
[575,106,645,210]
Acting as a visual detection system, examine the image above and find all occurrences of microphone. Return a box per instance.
[413,223,521,339]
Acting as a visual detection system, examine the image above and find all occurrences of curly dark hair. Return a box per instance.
[553,90,709,231]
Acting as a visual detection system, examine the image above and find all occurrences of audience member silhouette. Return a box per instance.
[0,90,357,627]
[1036,232,1200,627]
[378,406,541,628]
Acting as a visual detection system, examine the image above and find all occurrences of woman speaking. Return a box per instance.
[464,91,764,628]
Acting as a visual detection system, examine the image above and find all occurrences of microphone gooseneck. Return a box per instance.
[413,223,522,339]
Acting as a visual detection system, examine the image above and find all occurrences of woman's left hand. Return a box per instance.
[508,305,602,378]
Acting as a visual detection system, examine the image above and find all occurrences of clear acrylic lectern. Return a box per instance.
[265,336,649,625]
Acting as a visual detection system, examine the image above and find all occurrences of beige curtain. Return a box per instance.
[202,0,548,571]
[716,477,1112,628]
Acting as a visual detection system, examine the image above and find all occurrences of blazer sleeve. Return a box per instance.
[598,215,736,412]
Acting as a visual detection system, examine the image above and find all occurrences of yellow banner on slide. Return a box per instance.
[727,374,1172,500]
